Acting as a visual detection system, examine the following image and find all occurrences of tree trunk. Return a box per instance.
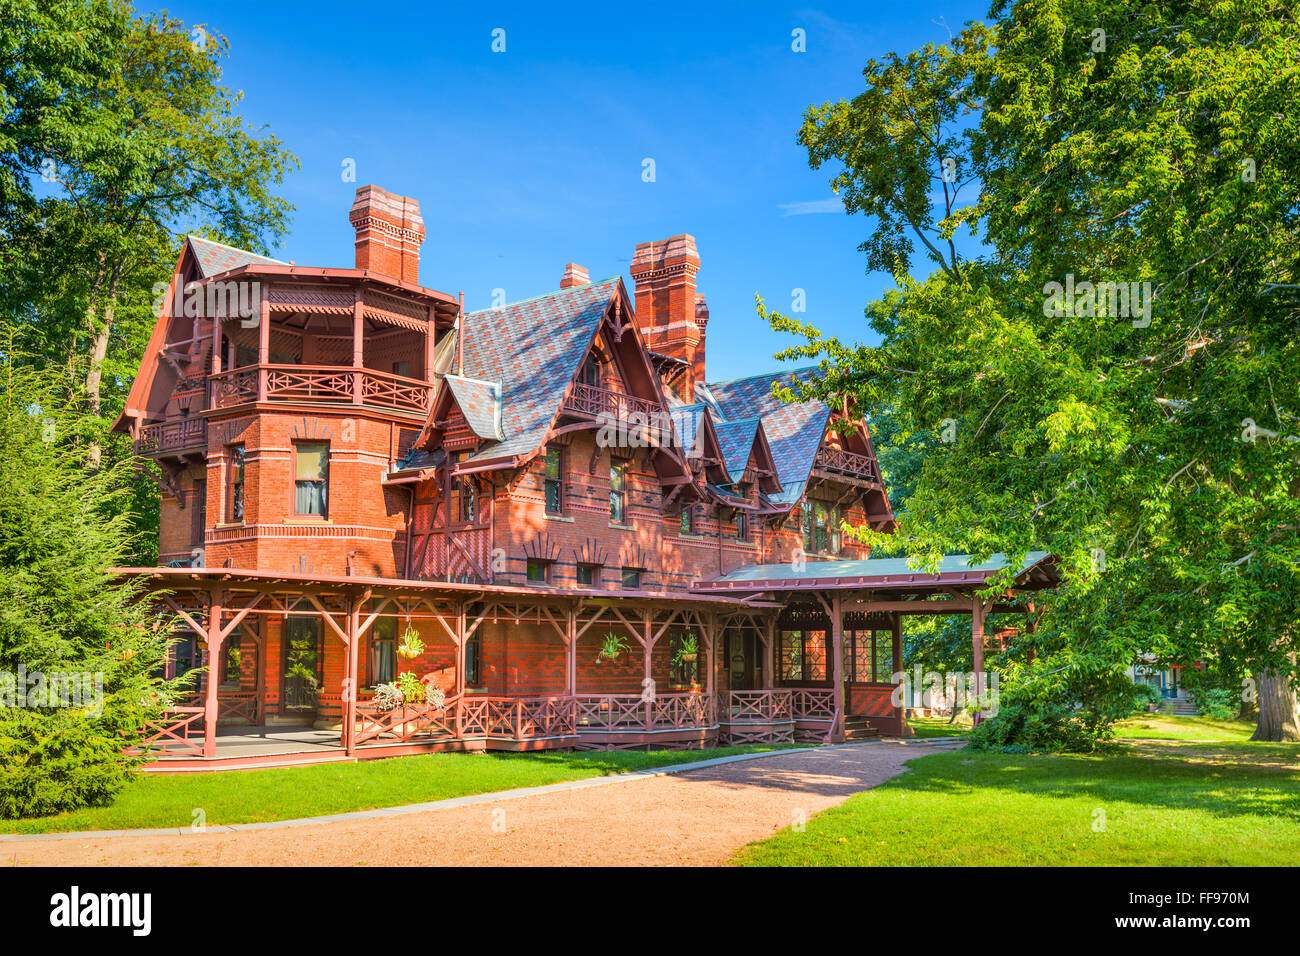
[83,273,120,469]
[1252,667,1300,742]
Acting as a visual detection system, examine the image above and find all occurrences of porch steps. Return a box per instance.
[1167,699,1199,716]
[842,716,881,741]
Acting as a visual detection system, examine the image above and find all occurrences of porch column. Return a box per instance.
[455,601,467,696]
[344,596,360,755]
[643,609,653,731]
[565,604,577,696]
[425,306,437,381]
[891,612,903,734]
[972,597,987,727]
[352,288,365,404]
[210,312,223,376]
[256,283,270,401]
[202,590,225,758]
[829,593,845,744]
[703,614,716,697]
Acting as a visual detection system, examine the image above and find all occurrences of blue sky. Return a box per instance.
[167,1,989,381]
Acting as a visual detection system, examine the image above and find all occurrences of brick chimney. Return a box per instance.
[560,263,590,288]
[348,185,425,283]
[693,293,709,390]
[629,234,702,399]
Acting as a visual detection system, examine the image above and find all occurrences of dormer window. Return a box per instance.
[580,354,601,388]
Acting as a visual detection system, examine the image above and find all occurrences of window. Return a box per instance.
[575,564,598,587]
[609,461,626,523]
[450,455,477,524]
[543,444,564,515]
[736,511,749,542]
[294,442,329,516]
[465,631,481,685]
[680,506,694,535]
[392,359,412,378]
[778,629,828,683]
[828,505,841,554]
[220,631,242,688]
[621,567,641,590]
[370,618,396,686]
[526,559,550,583]
[800,500,813,552]
[228,445,245,522]
[802,500,830,552]
[580,354,601,388]
[174,632,199,678]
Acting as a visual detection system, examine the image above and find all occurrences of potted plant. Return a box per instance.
[397,625,425,661]
[420,674,447,710]
[595,631,629,663]
[373,682,402,712]
[672,632,699,665]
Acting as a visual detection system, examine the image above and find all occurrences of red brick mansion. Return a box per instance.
[115,186,1054,768]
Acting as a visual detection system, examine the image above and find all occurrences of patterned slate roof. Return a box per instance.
[459,278,619,464]
[670,404,706,459]
[443,374,503,441]
[703,368,829,506]
[713,417,761,483]
[188,236,285,278]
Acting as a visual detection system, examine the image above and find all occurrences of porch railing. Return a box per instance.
[459,695,578,739]
[127,706,206,757]
[208,364,434,415]
[574,692,715,732]
[354,696,460,746]
[789,688,836,720]
[723,689,793,722]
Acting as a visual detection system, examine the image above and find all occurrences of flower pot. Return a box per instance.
[679,653,698,663]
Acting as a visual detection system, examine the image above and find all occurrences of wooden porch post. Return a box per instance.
[643,608,653,731]
[250,621,267,725]
[565,603,577,696]
[703,614,716,697]
[256,282,270,401]
[763,619,776,689]
[202,589,224,758]
[972,597,987,728]
[352,288,365,404]
[891,611,903,734]
[344,596,360,755]
[455,601,467,696]
[830,592,845,744]
[210,312,223,376]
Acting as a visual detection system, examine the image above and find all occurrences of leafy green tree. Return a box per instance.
[0,0,296,469]
[764,0,1300,743]
[0,349,182,817]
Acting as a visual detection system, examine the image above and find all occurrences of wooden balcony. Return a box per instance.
[812,446,882,485]
[137,416,206,457]
[208,364,434,416]
[562,383,664,421]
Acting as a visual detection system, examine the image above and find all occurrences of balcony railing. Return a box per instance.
[137,416,206,456]
[814,446,882,484]
[208,364,434,415]
[563,383,664,421]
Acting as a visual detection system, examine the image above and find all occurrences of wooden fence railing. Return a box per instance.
[208,364,433,415]
[789,688,836,720]
[574,693,715,732]
[459,696,577,739]
[354,695,460,746]
[722,689,794,722]
[127,706,206,757]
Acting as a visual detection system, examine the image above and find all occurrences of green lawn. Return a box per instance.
[905,715,972,739]
[3,745,791,835]
[735,740,1300,866]
[1113,713,1256,741]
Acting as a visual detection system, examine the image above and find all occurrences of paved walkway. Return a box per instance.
[3,740,963,867]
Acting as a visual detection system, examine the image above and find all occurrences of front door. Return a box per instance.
[282,617,322,714]
[726,629,761,691]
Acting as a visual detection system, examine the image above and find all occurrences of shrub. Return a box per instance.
[1191,687,1237,721]
[1130,683,1162,712]
[969,699,1106,753]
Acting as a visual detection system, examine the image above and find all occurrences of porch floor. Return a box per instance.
[207,726,341,758]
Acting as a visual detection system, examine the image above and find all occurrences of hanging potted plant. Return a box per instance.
[673,632,699,665]
[397,624,425,661]
[595,631,629,663]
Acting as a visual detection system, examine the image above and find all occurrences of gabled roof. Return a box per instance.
[442,374,503,441]
[714,417,761,483]
[187,236,285,278]
[702,368,830,506]
[452,278,622,465]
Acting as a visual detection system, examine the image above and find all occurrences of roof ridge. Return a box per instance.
[464,277,619,316]
[706,364,819,390]
[187,234,285,263]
